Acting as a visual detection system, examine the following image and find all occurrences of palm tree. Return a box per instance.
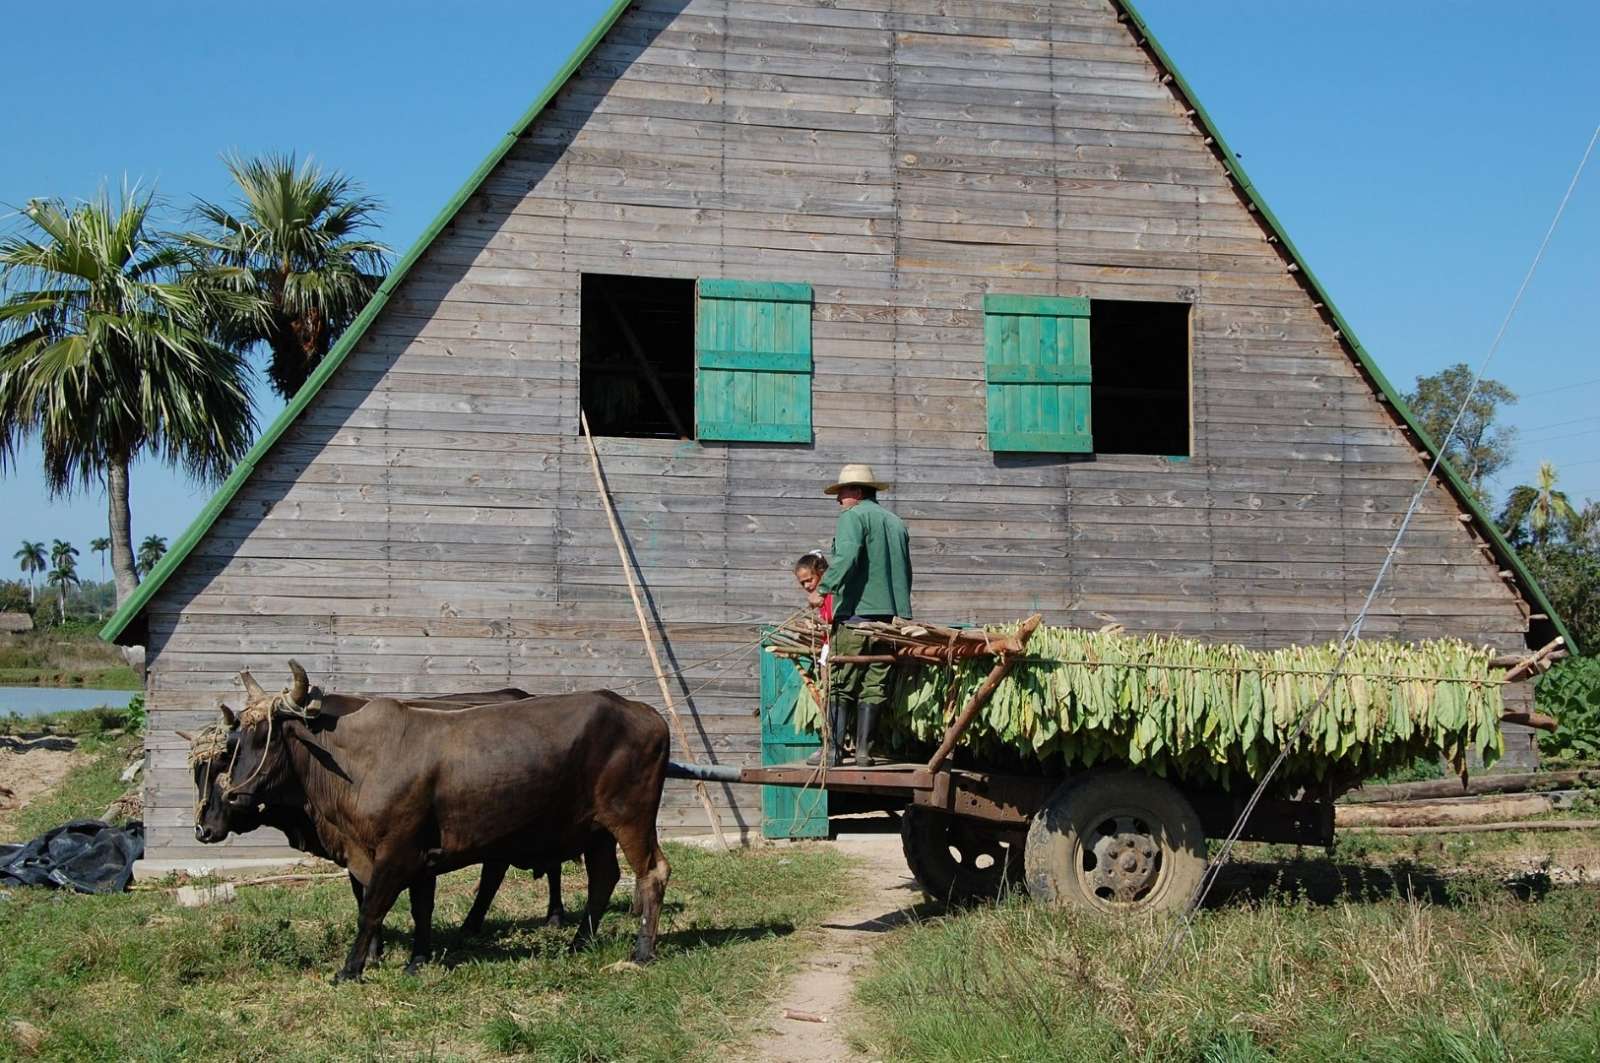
[185,153,389,399]
[50,538,78,570]
[13,539,45,604]
[0,188,258,607]
[1499,461,1580,548]
[136,534,168,577]
[90,536,110,580]
[46,554,78,623]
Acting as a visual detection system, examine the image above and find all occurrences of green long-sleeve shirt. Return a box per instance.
[817,499,913,620]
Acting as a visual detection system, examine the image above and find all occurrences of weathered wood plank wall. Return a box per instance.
[141,0,1537,862]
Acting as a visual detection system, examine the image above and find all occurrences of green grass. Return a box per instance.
[5,732,141,840]
[0,624,137,689]
[0,705,137,739]
[0,664,139,689]
[852,878,1600,1062]
[0,844,853,1062]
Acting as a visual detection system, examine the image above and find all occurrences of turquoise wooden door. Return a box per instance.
[760,645,830,839]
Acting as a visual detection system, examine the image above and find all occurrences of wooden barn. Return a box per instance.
[104,0,1570,867]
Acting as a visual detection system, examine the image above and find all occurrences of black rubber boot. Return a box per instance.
[855,703,879,767]
[806,700,848,766]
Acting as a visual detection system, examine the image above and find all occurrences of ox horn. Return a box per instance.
[238,670,267,701]
[287,659,310,709]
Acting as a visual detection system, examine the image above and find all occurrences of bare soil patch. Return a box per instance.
[0,736,86,836]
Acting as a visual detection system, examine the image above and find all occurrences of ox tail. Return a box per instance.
[666,759,741,784]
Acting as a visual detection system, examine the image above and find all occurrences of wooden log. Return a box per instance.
[1340,769,1600,805]
[1503,637,1566,683]
[1336,794,1559,828]
[925,614,1042,773]
[1501,711,1559,732]
[1361,819,1600,836]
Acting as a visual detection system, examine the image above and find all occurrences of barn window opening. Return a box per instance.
[580,273,696,439]
[1089,300,1191,457]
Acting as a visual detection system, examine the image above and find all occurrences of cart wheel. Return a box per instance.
[900,806,1025,905]
[1024,772,1204,915]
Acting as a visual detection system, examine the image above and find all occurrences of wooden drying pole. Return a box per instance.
[1498,636,1566,683]
[580,410,729,850]
[926,614,1043,773]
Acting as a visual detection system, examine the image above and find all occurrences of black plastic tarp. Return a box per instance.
[0,819,144,893]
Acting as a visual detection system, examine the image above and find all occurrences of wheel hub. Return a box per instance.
[1081,814,1160,905]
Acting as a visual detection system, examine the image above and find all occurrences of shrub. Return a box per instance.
[1536,656,1600,765]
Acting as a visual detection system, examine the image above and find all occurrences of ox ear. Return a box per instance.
[219,703,239,728]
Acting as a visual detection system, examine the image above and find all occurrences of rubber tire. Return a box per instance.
[1024,772,1205,915]
[900,806,1025,906]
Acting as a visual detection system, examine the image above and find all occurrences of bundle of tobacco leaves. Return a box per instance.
[780,623,1508,789]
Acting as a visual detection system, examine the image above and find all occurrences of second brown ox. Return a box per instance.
[208,662,672,981]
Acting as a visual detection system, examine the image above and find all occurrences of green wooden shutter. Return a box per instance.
[983,294,1093,453]
[696,279,813,443]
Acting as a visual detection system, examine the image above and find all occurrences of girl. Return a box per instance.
[793,551,846,765]
[793,550,833,625]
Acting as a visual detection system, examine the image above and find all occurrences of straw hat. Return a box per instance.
[824,463,889,495]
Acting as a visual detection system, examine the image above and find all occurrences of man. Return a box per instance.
[807,463,912,766]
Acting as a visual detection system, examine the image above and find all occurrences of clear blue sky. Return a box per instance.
[3,1,1596,583]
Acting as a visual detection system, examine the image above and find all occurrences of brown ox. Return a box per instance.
[187,686,570,963]
[214,662,671,981]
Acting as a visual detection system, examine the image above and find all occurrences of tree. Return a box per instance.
[185,153,389,399]
[13,539,45,604]
[50,538,78,571]
[90,536,110,581]
[1499,461,1580,548]
[0,188,258,608]
[1523,545,1600,657]
[46,553,78,624]
[1404,364,1518,498]
[136,534,168,577]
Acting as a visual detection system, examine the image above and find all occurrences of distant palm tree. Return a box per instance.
[1499,461,1580,548]
[0,188,258,607]
[14,539,45,604]
[137,534,168,577]
[185,153,389,399]
[46,555,78,623]
[50,538,78,570]
[90,536,110,580]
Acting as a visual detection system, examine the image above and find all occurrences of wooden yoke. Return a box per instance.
[925,614,1042,773]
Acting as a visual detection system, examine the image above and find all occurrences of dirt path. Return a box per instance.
[741,834,921,1063]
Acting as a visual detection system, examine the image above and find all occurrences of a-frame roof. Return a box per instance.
[101,0,1574,652]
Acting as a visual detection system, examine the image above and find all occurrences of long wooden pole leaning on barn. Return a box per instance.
[579,411,729,850]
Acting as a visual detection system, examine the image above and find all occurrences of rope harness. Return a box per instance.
[187,724,231,823]
[189,689,322,822]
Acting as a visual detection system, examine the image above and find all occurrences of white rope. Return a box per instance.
[1147,121,1600,979]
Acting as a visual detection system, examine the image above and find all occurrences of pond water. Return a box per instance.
[0,686,140,719]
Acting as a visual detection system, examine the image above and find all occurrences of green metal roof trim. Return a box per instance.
[103,0,1571,654]
[1112,0,1574,653]
[98,0,636,645]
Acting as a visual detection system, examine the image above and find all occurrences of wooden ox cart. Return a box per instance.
[673,615,1561,915]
